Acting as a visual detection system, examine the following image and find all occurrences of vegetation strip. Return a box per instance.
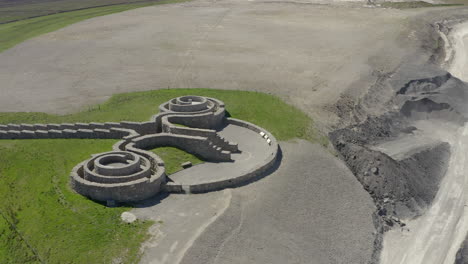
[0,0,190,53]
[0,0,178,24]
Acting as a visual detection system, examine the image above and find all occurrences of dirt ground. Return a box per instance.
[0,0,427,129]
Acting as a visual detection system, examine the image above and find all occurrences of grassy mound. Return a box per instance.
[0,89,321,263]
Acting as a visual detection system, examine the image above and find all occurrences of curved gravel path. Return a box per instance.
[178,140,376,264]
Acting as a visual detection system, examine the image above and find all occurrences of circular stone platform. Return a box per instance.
[164,118,279,193]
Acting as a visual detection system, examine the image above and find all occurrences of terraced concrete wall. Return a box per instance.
[162,116,238,152]
[0,122,142,140]
[131,133,232,162]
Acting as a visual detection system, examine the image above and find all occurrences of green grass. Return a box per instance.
[0,0,189,53]
[0,0,181,24]
[0,89,322,263]
[380,1,463,9]
[151,147,204,174]
[0,139,152,264]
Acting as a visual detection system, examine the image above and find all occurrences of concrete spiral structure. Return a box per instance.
[155,95,226,130]
[0,95,279,204]
[70,151,165,202]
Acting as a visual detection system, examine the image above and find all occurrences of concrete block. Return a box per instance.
[7,130,20,138]
[62,129,77,137]
[33,124,47,130]
[20,124,34,130]
[75,123,90,129]
[90,122,105,129]
[8,124,20,130]
[109,128,129,137]
[48,130,63,138]
[104,122,121,128]
[20,130,35,139]
[94,129,112,138]
[0,131,11,139]
[60,123,75,130]
[35,130,49,139]
[181,161,192,169]
[77,129,95,139]
[0,125,8,130]
[46,124,61,130]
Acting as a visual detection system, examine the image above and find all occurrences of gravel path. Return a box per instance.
[179,140,376,264]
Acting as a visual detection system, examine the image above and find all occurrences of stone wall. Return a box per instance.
[0,122,141,140]
[131,133,232,162]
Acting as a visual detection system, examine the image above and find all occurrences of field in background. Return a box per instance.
[0,0,189,53]
[0,89,322,263]
[0,0,169,24]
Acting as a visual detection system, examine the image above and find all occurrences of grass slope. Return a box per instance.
[0,0,188,53]
[151,147,203,175]
[0,139,152,264]
[0,89,322,263]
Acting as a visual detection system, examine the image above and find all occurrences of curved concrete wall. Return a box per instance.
[164,118,279,193]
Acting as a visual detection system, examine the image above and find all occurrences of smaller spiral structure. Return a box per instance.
[70,151,164,202]
[157,95,226,130]
[160,95,221,114]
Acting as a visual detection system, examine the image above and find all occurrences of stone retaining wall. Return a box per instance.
[131,133,232,162]
[161,116,238,152]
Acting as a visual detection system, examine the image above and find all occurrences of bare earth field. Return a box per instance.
[0,0,425,128]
